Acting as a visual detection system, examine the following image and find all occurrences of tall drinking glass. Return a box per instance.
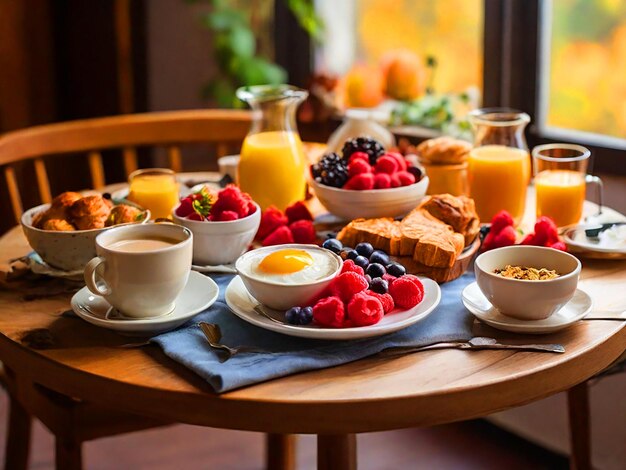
[237,85,308,211]
[127,168,179,219]
[468,108,531,225]
[532,143,603,227]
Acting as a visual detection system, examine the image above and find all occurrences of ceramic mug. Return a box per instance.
[84,223,193,318]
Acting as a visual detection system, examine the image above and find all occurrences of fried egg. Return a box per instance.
[242,248,338,284]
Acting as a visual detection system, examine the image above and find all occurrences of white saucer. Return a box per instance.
[225,275,441,340]
[71,271,219,335]
[462,281,592,334]
[562,224,626,258]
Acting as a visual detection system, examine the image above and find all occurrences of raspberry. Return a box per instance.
[382,273,397,284]
[390,173,402,188]
[520,233,536,245]
[347,159,372,178]
[289,220,316,244]
[374,155,399,174]
[313,296,345,328]
[366,290,394,313]
[491,225,517,249]
[341,259,365,276]
[347,292,384,326]
[175,198,194,217]
[549,241,567,251]
[344,173,375,190]
[374,173,391,189]
[402,275,424,297]
[212,185,249,218]
[210,210,239,221]
[330,271,368,302]
[187,212,205,221]
[256,206,288,240]
[385,152,408,171]
[262,225,294,246]
[534,216,559,245]
[285,201,313,224]
[240,191,256,217]
[348,151,370,164]
[389,275,424,309]
[396,171,416,186]
[490,210,514,234]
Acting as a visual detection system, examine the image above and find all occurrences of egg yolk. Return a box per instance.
[258,249,313,274]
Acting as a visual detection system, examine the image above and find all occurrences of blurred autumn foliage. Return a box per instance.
[548,0,626,138]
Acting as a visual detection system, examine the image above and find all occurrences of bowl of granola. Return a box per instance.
[474,245,581,320]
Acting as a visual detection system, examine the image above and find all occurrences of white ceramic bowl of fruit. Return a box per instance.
[309,147,429,220]
[172,185,261,266]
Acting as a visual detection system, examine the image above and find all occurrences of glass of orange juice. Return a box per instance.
[127,168,179,219]
[533,144,603,227]
[236,85,308,211]
[468,108,531,224]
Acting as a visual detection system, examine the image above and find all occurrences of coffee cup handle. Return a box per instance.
[84,257,112,297]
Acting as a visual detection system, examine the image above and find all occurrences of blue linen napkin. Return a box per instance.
[152,273,475,393]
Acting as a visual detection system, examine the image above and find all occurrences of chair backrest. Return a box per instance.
[0,109,252,224]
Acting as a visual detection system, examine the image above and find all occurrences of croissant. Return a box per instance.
[70,195,111,230]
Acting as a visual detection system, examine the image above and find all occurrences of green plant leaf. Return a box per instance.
[232,57,287,86]
[227,25,255,58]
[286,0,324,42]
[204,78,236,108]
[202,9,247,31]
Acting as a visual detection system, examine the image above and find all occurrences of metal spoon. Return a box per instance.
[198,322,266,361]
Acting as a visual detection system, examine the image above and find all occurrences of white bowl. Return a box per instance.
[474,246,581,320]
[309,176,429,220]
[235,244,342,310]
[21,203,150,272]
[172,203,261,266]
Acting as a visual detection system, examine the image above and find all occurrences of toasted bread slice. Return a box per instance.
[399,208,464,268]
[337,218,402,255]
[420,194,480,247]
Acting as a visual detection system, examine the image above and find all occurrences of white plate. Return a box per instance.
[225,275,441,340]
[462,281,592,334]
[71,271,219,335]
[562,224,626,256]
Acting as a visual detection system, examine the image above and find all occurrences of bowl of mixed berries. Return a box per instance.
[309,137,429,220]
[172,185,261,266]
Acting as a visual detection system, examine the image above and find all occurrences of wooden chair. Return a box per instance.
[0,109,295,470]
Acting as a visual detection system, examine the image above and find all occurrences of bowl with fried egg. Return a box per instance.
[235,244,343,310]
[21,192,150,272]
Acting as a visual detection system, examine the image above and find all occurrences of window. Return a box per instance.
[538,0,626,147]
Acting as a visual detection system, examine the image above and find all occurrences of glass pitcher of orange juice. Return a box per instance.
[236,85,308,211]
[468,108,531,224]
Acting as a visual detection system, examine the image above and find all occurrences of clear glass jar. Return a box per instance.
[326,109,395,154]
[468,108,531,224]
[236,85,308,211]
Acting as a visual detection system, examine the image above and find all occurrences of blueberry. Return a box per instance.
[340,248,353,260]
[369,250,390,265]
[369,278,389,294]
[285,307,302,325]
[386,263,406,277]
[407,165,422,180]
[355,242,374,257]
[322,238,343,254]
[299,306,313,325]
[354,255,369,269]
[346,249,359,261]
[366,263,386,278]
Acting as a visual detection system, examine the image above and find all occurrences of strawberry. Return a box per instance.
[344,173,375,190]
[175,198,194,217]
[187,212,205,221]
[285,201,313,223]
[396,171,416,186]
[256,206,288,240]
[210,210,239,221]
[347,292,384,326]
[374,155,399,174]
[185,186,214,219]
[262,225,294,246]
[490,210,514,233]
[289,220,317,244]
[385,152,407,171]
[520,233,536,245]
[390,173,402,188]
[549,241,567,251]
[348,159,372,178]
[534,216,559,245]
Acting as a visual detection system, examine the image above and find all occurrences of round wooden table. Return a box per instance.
[0,202,625,470]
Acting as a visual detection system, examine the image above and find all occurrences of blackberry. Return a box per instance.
[311,152,348,188]
[342,137,385,166]
[407,165,423,181]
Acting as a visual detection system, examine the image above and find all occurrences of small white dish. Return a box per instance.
[462,281,592,334]
[71,271,218,335]
[562,224,626,257]
[225,275,441,340]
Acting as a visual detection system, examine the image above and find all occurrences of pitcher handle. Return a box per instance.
[84,256,111,297]
[585,174,603,216]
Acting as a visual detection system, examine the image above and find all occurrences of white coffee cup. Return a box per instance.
[84,223,193,318]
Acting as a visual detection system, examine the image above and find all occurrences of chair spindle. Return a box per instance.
[5,166,23,224]
[33,159,52,204]
[88,151,106,189]
[167,146,182,172]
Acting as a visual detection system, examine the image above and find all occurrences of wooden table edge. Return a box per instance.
[1,323,623,435]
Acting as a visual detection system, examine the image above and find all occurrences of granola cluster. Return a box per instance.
[494,265,560,281]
